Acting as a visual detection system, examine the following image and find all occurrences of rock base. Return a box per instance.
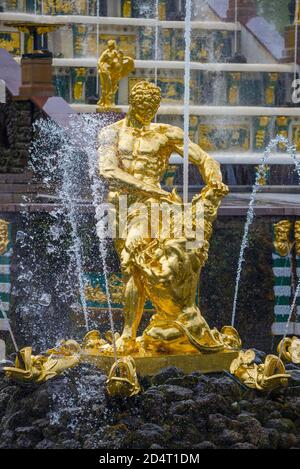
[1,363,300,449]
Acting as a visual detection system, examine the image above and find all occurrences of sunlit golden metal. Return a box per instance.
[97,40,134,110]
[97,80,241,357]
[295,221,300,257]
[273,220,293,257]
[278,336,300,365]
[0,220,9,256]
[106,356,141,397]
[230,350,290,392]
[4,341,81,383]
[5,81,243,389]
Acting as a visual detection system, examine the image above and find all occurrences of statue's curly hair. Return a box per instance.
[129,80,161,108]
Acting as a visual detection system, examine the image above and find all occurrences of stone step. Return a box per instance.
[0,173,32,183]
[0,183,41,193]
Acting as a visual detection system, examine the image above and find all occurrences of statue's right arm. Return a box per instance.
[98,127,170,199]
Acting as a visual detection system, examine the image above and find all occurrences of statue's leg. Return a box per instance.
[121,272,145,342]
[99,72,111,106]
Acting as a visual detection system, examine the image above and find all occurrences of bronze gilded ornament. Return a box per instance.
[4,341,81,384]
[106,356,141,397]
[273,220,293,257]
[97,40,135,110]
[278,336,300,365]
[230,350,290,392]
[0,219,9,256]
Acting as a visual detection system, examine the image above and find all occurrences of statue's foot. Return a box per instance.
[98,335,138,356]
[115,335,138,355]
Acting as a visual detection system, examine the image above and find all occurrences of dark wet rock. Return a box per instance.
[122,423,167,449]
[193,441,217,449]
[1,364,300,449]
[169,399,198,416]
[195,393,229,416]
[60,439,82,449]
[278,432,299,450]
[207,413,230,433]
[215,429,243,446]
[209,376,242,401]
[3,410,28,430]
[153,384,194,402]
[232,442,256,449]
[35,439,58,449]
[151,367,184,386]
[285,386,300,397]
[265,418,297,434]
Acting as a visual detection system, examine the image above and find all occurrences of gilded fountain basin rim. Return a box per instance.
[81,350,240,376]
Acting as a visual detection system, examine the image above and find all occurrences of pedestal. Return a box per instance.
[82,350,239,376]
[18,54,55,99]
[226,0,257,23]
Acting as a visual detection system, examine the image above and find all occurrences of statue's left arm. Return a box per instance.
[167,126,222,185]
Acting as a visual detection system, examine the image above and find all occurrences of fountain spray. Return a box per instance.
[231,135,300,328]
[183,0,192,204]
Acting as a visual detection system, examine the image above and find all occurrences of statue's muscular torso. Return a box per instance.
[110,120,179,188]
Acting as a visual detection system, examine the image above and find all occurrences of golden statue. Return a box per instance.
[230,350,290,392]
[97,80,241,356]
[97,40,135,110]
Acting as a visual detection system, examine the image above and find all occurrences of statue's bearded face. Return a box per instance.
[133,100,160,125]
[129,81,162,125]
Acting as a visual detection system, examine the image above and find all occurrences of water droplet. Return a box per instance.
[39,293,52,307]
[16,231,26,242]
[18,271,33,282]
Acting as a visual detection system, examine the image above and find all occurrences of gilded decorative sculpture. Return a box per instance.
[97,40,135,110]
[273,220,293,257]
[0,220,9,256]
[97,80,241,356]
[278,336,300,365]
[106,356,141,397]
[230,350,290,392]
[4,341,81,384]
[5,80,243,391]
